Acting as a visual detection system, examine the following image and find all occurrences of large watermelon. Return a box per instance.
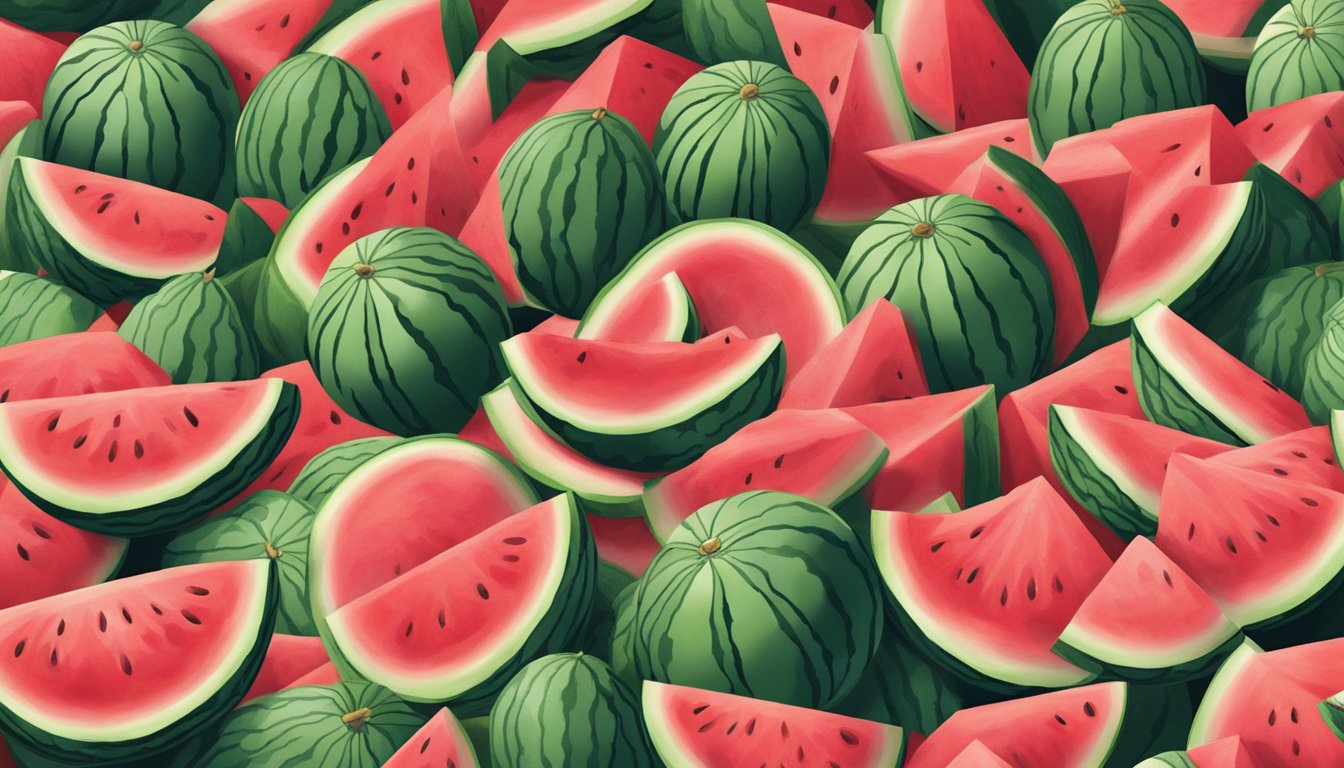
[117,270,261,385]
[0,332,169,403]
[0,271,101,347]
[1304,296,1344,422]
[1247,0,1344,112]
[1236,263,1344,399]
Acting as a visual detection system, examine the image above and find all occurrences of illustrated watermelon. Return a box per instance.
[1304,296,1344,422]
[0,332,169,403]
[680,0,787,67]
[1238,91,1344,198]
[587,513,660,580]
[1236,263,1344,399]
[307,227,512,436]
[0,20,66,110]
[1213,425,1344,495]
[0,271,101,346]
[234,52,391,208]
[117,270,261,385]
[472,0,681,78]
[1247,0,1344,112]
[216,197,287,279]
[1162,0,1284,71]
[324,494,596,712]
[865,118,1032,204]
[240,633,330,704]
[0,379,299,536]
[575,272,699,344]
[383,706,480,768]
[642,681,906,768]
[0,0,152,33]
[831,635,967,736]
[634,491,882,709]
[284,436,401,508]
[0,560,277,763]
[0,116,43,273]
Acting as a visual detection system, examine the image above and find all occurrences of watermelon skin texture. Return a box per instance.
[1245,162,1336,277]
[0,272,101,347]
[0,0,154,32]
[42,21,240,207]
[234,52,392,208]
[654,60,830,233]
[1029,0,1207,158]
[500,109,667,316]
[831,636,966,736]
[837,194,1055,395]
[489,653,655,766]
[1236,263,1344,400]
[284,436,402,508]
[117,271,261,385]
[307,227,512,436]
[1247,1,1344,112]
[633,491,883,709]
[680,0,788,68]
[1304,296,1344,423]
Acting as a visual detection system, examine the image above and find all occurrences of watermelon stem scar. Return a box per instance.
[697,537,722,556]
[912,222,934,237]
[591,108,608,121]
[1302,26,1317,39]
[739,84,760,100]
[129,40,143,52]
[1109,3,1126,15]
[353,264,375,279]
[342,707,372,730]
[263,540,280,559]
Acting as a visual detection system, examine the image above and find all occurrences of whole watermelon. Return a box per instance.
[1236,263,1344,399]
[1247,0,1344,111]
[489,653,656,767]
[117,270,261,384]
[1029,0,1206,157]
[306,226,512,436]
[0,120,43,274]
[0,0,154,32]
[1303,295,1344,423]
[654,60,830,232]
[42,20,240,205]
[837,194,1055,394]
[235,53,391,208]
[633,491,883,709]
[500,108,668,317]
[0,270,101,346]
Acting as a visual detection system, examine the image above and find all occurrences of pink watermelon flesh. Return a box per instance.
[842,386,994,512]
[457,403,515,460]
[453,174,529,304]
[0,480,126,611]
[240,634,329,704]
[643,409,888,542]
[780,298,928,409]
[1213,426,1344,494]
[1187,736,1260,768]
[310,0,455,129]
[0,560,270,730]
[872,478,1113,689]
[886,0,1029,133]
[0,101,34,148]
[771,5,863,135]
[1043,143,1133,279]
[587,514,659,578]
[944,740,1011,767]
[906,683,1127,767]
[1238,92,1344,198]
[0,333,169,402]
[1156,456,1344,627]
[643,681,905,768]
[769,0,874,27]
[187,0,336,103]
[239,197,289,233]
[383,707,478,768]
[530,314,580,338]
[460,80,570,191]
[1163,0,1271,37]
[867,119,1031,204]
[284,661,341,689]
[575,274,694,343]
[0,21,65,111]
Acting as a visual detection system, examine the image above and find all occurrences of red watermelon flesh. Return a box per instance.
[284,661,341,689]
[0,20,65,111]
[1187,736,1261,768]
[906,683,1127,767]
[1213,426,1344,495]
[771,5,864,135]
[575,272,697,343]
[881,0,1029,133]
[307,0,455,129]
[643,409,889,542]
[587,514,659,579]
[1238,92,1344,198]
[0,480,126,611]
[531,314,581,338]
[0,101,34,150]
[1156,456,1344,628]
[1043,143,1133,279]
[642,681,906,768]
[945,740,1011,767]
[0,737,12,768]
[461,79,570,191]
[383,707,479,768]
[1163,0,1273,38]
[240,197,289,233]
[240,634,330,704]
[866,119,1031,205]
[769,0,874,27]
[780,298,928,410]
[452,174,528,305]
[457,404,514,461]
[0,333,169,403]
[187,0,337,103]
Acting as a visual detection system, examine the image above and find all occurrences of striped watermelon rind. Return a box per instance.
[830,636,966,734]
[306,226,512,436]
[680,0,788,67]
[1304,297,1344,423]
[1247,162,1337,275]
[0,271,101,346]
[234,52,391,208]
[0,0,154,31]
[1240,263,1344,400]
[284,436,402,508]
[1247,0,1344,112]
[117,271,261,385]
[0,118,42,274]
[475,0,682,78]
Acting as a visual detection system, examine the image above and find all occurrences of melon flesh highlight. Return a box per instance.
[575,272,697,343]
[0,481,126,611]
[779,298,928,409]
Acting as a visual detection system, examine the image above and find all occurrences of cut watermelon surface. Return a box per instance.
[586,513,659,578]
[1042,143,1134,280]
[187,0,340,103]
[779,299,928,409]
[770,0,874,27]
[382,707,480,768]
[1163,0,1277,70]
[0,20,65,111]
[240,634,330,704]
[0,333,169,403]
[0,480,126,611]
[575,272,698,344]
[867,119,1031,203]
[1213,426,1344,495]
[1238,92,1344,198]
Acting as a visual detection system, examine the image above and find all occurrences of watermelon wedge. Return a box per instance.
[187,0,346,103]
[284,661,341,689]
[866,119,1031,204]
[0,560,276,763]
[325,494,595,709]
[1049,405,1232,538]
[1053,537,1242,683]
[454,174,534,306]
[0,333,169,403]
[579,219,846,384]
[946,740,1012,767]
[587,513,660,579]
[771,5,865,134]
[383,707,481,768]
[871,478,1113,690]
[642,681,905,768]
[240,634,330,704]
[1157,456,1344,629]
[0,379,299,537]
[1238,92,1344,198]
[575,272,699,344]
[643,409,888,542]
[770,0,874,27]
[0,479,126,611]
[779,298,929,409]
[1041,142,1134,280]
[0,20,65,112]
[307,436,538,640]
[1132,303,1313,445]
[1214,426,1344,495]
[1163,0,1280,71]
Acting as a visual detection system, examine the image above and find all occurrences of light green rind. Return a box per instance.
[1047,405,1160,538]
[0,271,101,347]
[286,437,403,508]
[1247,0,1344,112]
[117,271,261,384]
[1239,263,1344,400]
[680,0,788,68]
[1304,297,1344,423]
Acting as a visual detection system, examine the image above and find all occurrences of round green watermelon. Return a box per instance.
[285,436,402,508]
[831,636,967,735]
[306,226,512,436]
[837,194,1054,394]
[1247,0,1344,111]
[633,491,883,709]
[500,108,668,316]
[489,653,656,767]
[0,0,154,32]
[1029,0,1206,157]
[1237,263,1344,400]
[0,271,101,347]
[653,60,830,232]
[235,52,391,208]
[1304,295,1344,422]
[117,270,261,384]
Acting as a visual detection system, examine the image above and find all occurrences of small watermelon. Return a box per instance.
[383,707,481,768]
[1236,263,1344,399]
[1247,0,1344,112]
[117,270,261,385]
[680,0,787,67]
[0,271,101,346]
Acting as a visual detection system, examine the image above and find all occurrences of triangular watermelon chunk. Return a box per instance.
[1186,736,1263,768]
[1238,92,1344,198]
[453,174,530,306]
[780,299,928,409]
[945,740,1012,767]
[0,20,66,112]
[866,119,1031,204]
[188,0,344,103]
[1213,426,1344,495]
[1041,142,1133,280]
[0,333,169,402]
[1163,0,1279,71]
[769,0,874,27]
[382,706,481,768]
[240,634,330,704]
[587,513,660,579]
[771,4,865,134]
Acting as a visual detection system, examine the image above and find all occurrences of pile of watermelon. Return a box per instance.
[8,0,1344,765]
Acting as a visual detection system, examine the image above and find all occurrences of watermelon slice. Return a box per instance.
[0,20,65,111]
[325,494,594,707]
[866,119,1032,203]
[308,436,538,640]
[1053,537,1242,683]
[587,513,660,579]
[284,661,341,689]
[1214,426,1344,495]
[0,333,169,403]
[240,197,289,233]
[1048,405,1232,538]
[579,220,846,384]
[383,706,481,768]
[306,0,456,129]
[1163,0,1280,71]
[642,681,906,768]
[187,0,345,103]
[0,379,299,537]
[871,478,1113,690]
[240,634,330,704]
[530,314,581,338]
[0,560,275,763]
[1156,456,1344,629]
[770,0,874,27]
[575,272,699,343]
[779,298,929,409]
[946,740,1012,767]
[0,479,126,611]
[472,0,675,77]
[1041,142,1134,280]
[454,174,535,306]
[1238,92,1344,198]
[771,5,865,134]
[643,409,888,542]
[1132,303,1313,445]
[906,683,1128,768]
[844,386,999,512]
